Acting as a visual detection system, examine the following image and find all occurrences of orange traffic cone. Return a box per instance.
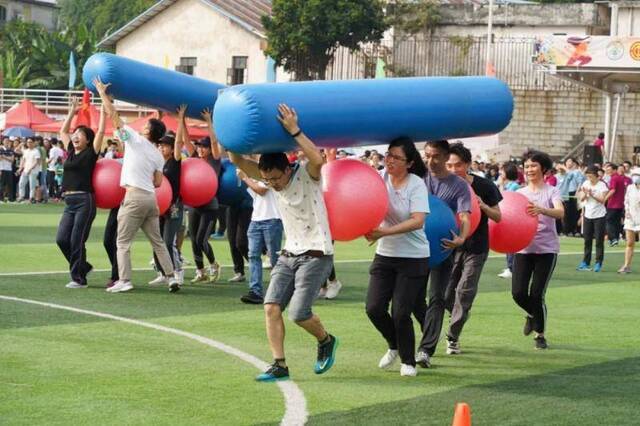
[452,402,471,426]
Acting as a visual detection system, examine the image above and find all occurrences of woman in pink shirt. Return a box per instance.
[512,151,565,350]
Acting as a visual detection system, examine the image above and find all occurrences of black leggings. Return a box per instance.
[190,208,216,269]
[227,205,252,274]
[511,253,557,334]
[104,207,119,281]
[366,255,429,366]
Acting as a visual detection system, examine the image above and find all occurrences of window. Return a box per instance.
[175,57,197,75]
[0,6,6,24]
[227,56,248,85]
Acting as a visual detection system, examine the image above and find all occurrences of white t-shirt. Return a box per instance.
[22,148,41,174]
[624,184,640,232]
[275,164,333,255]
[0,146,13,171]
[580,180,608,219]
[376,172,430,258]
[116,125,164,193]
[48,146,64,171]
[248,181,281,221]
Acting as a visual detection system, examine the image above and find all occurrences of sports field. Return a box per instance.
[1,204,639,425]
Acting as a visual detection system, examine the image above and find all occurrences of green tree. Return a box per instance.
[0,20,99,89]
[58,0,157,39]
[263,0,388,81]
[388,0,441,36]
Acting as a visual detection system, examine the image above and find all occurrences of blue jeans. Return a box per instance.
[248,219,283,296]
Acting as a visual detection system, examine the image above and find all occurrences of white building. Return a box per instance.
[98,0,285,85]
[0,0,58,31]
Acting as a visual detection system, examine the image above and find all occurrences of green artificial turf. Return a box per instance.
[1,204,639,425]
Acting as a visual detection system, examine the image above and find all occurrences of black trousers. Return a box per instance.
[56,193,97,285]
[413,255,454,356]
[214,205,228,234]
[605,208,623,242]
[563,193,579,235]
[366,255,429,366]
[583,216,605,265]
[47,170,58,199]
[190,208,216,269]
[227,205,252,274]
[104,207,119,281]
[0,170,14,201]
[511,253,557,334]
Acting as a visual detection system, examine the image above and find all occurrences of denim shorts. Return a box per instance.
[264,254,333,322]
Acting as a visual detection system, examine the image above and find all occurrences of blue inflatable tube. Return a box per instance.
[82,53,226,119]
[213,76,513,154]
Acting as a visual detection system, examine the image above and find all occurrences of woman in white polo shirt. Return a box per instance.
[364,137,430,377]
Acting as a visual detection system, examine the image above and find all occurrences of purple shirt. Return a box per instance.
[424,173,471,214]
[518,184,562,254]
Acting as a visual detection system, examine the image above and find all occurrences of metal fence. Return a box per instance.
[323,36,577,91]
[0,88,153,115]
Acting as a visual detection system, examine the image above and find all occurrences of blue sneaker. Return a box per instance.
[256,363,289,382]
[594,262,602,272]
[314,334,339,374]
[576,262,591,271]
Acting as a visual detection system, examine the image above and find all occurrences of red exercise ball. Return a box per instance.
[92,159,125,209]
[489,191,538,254]
[455,187,481,236]
[155,176,172,215]
[321,159,388,241]
[180,157,218,207]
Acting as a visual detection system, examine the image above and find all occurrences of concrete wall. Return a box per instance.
[499,89,640,163]
[1,1,57,30]
[115,0,289,84]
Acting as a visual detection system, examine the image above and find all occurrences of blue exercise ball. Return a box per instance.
[82,53,226,119]
[213,76,513,154]
[217,159,249,206]
[424,194,459,268]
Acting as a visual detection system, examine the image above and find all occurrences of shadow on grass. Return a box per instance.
[291,356,640,426]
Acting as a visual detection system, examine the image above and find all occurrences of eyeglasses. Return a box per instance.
[384,152,408,162]
[263,173,286,184]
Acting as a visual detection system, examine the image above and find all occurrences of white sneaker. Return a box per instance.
[416,351,431,368]
[324,279,342,300]
[446,339,461,355]
[168,277,181,293]
[228,272,246,283]
[498,269,512,279]
[148,274,167,285]
[191,270,208,284]
[317,286,328,299]
[378,349,399,369]
[174,269,184,285]
[400,364,417,377]
[65,281,87,289]
[107,280,133,293]
[209,262,221,283]
[262,256,272,269]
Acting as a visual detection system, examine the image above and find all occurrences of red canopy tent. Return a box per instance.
[127,112,209,140]
[4,99,55,129]
[32,104,116,136]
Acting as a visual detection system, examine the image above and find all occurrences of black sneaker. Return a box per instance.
[314,334,339,374]
[534,336,548,350]
[240,292,264,304]
[523,316,534,336]
[256,363,290,382]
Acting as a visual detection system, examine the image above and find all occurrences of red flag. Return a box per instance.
[76,88,92,127]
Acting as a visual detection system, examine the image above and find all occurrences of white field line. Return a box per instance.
[0,295,308,426]
[0,250,632,277]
